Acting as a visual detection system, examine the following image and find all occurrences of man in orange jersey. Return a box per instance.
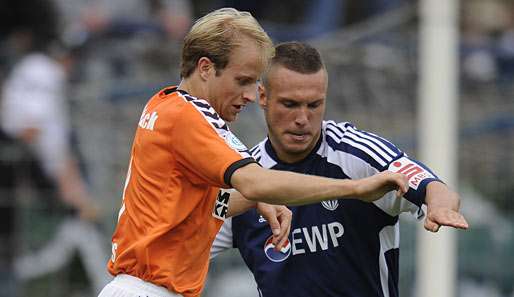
[98,8,409,297]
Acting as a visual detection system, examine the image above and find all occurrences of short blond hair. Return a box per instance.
[180,8,274,78]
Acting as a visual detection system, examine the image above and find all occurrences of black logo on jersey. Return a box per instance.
[213,190,230,220]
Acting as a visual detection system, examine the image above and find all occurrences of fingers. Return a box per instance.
[268,213,281,238]
[394,173,409,198]
[274,207,292,250]
[426,209,469,232]
[437,211,469,229]
[258,203,281,237]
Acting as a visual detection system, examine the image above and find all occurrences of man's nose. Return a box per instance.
[242,85,257,103]
[295,107,309,125]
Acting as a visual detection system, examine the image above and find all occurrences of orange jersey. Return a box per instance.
[108,87,254,297]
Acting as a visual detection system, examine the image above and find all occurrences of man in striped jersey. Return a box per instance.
[211,41,469,297]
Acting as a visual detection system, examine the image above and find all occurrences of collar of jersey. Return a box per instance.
[264,131,323,166]
[163,86,190,96]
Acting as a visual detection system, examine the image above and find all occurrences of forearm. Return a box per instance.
[232,164,356,206]
[226,190,256,217]
[57,158,92,209]
[425,181,460,211]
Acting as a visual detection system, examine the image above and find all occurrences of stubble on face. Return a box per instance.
[263,66,327,163]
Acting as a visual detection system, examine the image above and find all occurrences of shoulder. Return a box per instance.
[249,140,266,162]
[322,120,403,170]
[179,92,229,131]
[151,88,229,134]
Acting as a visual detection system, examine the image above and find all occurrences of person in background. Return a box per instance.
[1,13,110,291]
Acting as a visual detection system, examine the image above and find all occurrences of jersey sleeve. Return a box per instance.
[171,103,255,188]
[210,217,234,259]
[329,122,442,217]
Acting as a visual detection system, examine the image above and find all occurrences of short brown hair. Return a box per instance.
[262,41,325,89]
[180,8,274,78]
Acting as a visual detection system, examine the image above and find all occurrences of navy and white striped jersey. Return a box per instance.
[211,121,441,297]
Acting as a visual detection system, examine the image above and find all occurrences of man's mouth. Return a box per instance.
[287,132,310,141]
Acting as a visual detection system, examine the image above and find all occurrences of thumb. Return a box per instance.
[424,217,440,232]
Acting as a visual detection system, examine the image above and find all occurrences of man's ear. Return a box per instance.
[258,83,267,110]
[197,57,215,81]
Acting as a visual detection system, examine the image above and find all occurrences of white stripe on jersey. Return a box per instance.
[378,223,400,297]
[326,121,399,164]
[345,125,398,159]
[343,132,394,162]
[179,92,228,131]
[251,141,276,169]
[250,145,261,161]
[325,129,388,167]
[210,217,233,259]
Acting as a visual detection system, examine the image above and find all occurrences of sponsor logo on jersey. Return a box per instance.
[213,190,230,220]
[258,215,267,223]
[263,221,345,261]
[321,200,339,211]
[264,235,291,262]
[138,108,158,131]
[388,156,435,190]
[225,132,247,152]
[291,222,344,256]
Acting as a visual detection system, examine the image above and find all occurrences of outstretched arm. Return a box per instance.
[424,181,469,232]
[231,163,409,206]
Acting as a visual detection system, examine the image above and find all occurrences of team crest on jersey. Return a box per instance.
[321,200,339,211]
[388,156,435,190]
[225,132,247,152]
[264,235,291,262]
[213,190,230,220]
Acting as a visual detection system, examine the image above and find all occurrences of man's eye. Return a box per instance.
[308,102,321,109]
[237,78,252,85]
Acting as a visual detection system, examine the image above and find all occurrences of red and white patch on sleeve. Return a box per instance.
[388,156,435,190]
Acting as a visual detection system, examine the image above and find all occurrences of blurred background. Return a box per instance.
[0,0,513,296]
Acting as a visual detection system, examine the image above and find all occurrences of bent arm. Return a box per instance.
[226,190,256,218]
[230,163,408,205]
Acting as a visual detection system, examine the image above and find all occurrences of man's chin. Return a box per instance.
[222,113,238,123]
[283,143,310,154]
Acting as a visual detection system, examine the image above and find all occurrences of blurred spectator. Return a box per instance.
[460,0,514,84]
[192,0,412,42]
[0,1,111,292]
[54,0,193,43]
[1,43,111,294]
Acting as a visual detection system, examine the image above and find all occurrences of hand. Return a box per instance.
[353,171,409,202]
[256,203,292,251]
[424,207,469,232]
[78,201,101,222]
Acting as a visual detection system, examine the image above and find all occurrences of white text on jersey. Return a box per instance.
[138,110,158,131]
[291,222,344,255]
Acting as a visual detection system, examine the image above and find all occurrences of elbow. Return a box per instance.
[237,184,264,202]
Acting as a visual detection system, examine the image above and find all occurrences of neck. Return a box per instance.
[178,76,211,104]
